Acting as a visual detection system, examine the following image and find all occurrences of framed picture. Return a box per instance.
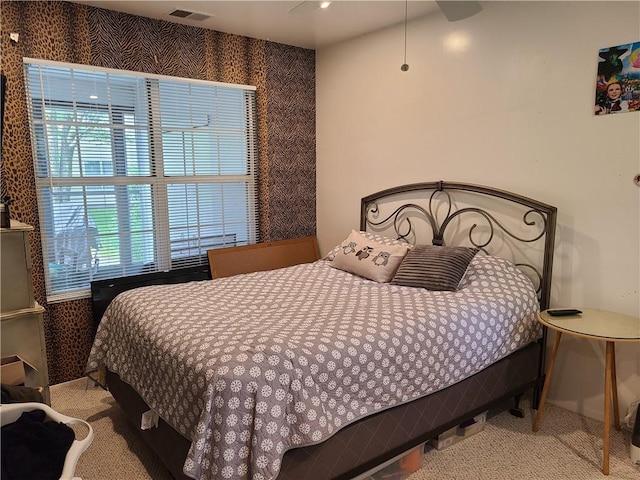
[594,42,640,115]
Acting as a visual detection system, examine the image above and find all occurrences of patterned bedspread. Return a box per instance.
[86,254,541,480]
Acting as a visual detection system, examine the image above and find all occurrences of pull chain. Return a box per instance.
[401,0,409,71]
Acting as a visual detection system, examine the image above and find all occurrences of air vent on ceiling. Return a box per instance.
[168,9,211,21]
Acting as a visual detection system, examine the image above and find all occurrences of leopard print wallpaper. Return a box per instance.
[1,1,316,384]
[266,42,317,241]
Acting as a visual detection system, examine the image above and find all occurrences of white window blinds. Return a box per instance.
[23,58,258,302]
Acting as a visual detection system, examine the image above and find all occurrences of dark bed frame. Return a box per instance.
[95,181,557,480]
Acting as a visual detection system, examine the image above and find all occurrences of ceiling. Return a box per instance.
[68,1,443,50]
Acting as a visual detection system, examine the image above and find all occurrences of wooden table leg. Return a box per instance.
[533,331,562,432]
[603,341,614,475]
[610,344,620,431]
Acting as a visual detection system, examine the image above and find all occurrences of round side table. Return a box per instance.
[532,308,640,475]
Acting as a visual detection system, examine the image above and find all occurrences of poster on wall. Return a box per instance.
[594,42,640,115]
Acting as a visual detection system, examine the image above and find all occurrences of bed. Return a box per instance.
[86,181,557,480]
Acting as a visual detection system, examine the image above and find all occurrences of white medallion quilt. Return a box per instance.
[86,254,541,480]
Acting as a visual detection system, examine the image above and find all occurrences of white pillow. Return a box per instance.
[324,231,411,261]
[328,230,410,282]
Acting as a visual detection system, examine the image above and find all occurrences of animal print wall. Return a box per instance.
[1,1,316,384]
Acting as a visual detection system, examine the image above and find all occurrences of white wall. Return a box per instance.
[316,1,640,423]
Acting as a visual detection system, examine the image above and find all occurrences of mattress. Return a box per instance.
[86,254,541,480]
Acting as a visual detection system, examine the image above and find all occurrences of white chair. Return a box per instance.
[1,402,94,480]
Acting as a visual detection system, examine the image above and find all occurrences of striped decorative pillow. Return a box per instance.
[390,245,480,291]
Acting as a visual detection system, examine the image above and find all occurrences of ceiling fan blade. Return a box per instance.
[288,1,322,15]
[436,1,483,22]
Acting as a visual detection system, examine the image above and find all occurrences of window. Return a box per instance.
[23,58,258,302]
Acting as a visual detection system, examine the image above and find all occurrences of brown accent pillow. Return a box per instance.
[390,245,480,291]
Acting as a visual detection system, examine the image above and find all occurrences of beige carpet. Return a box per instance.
[50,378,640,480]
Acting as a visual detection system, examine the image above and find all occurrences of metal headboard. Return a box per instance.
[360,181,557,310]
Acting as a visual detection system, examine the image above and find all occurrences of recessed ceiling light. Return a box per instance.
[289,1,331,15]
[89,95,98,99]
[443,32,470,53]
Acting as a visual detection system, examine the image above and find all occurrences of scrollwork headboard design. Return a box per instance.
[360,181,557,310]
